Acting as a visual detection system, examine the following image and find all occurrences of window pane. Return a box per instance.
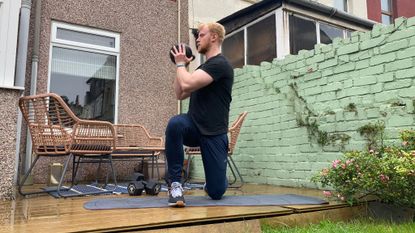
[50,47,116,122]
[222,30,244,68]
[247,14,276,65]
[382,14,392,25]
[333,0,347,12]
[320,23,344,44]
[381,0,391,12]
[289,15,317,55]
[345,30,352,38]
[57,28,115,48]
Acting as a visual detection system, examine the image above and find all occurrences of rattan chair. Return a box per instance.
[112,124,164,180]
[18,93,117,197]
[184,111,248,187]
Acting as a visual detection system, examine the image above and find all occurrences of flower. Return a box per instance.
[379,174,389,183]
[323,191,332,197]
[312,130,415,208]
[332,159,341,168]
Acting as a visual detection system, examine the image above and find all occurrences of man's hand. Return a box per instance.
[170,44,194,66]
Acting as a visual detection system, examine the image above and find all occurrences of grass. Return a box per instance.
[261,218,415,233]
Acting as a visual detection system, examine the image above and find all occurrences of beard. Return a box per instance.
[197,43,208,54]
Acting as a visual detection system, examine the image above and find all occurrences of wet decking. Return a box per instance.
[0,183,358,233]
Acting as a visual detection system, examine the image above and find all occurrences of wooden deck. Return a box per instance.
[0,183,359,233]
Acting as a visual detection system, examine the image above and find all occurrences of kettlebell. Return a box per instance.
[169,44,195,64]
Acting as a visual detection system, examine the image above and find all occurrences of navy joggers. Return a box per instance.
[165,114,228,200]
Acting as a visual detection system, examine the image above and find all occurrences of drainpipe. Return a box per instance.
[24,0,42,176]
[177,0,181,114]
[14,0,32,184]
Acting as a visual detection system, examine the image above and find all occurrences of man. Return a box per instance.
[166,22,234,207]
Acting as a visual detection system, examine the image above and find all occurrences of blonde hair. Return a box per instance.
[198,22,226,43]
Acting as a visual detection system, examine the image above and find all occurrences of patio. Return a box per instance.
[0,183,365,233]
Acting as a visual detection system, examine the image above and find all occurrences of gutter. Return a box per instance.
[24,0,42,176]
[14,0,32,184]
[285,0,376,28]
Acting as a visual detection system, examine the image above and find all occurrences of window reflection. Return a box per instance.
[50,47,116,122]
[289,15,317,55]
[247,14,276,65]
[222,30,245,68]
[320,23,344,44]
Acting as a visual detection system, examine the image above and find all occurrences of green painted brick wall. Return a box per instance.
[183,17,415,187]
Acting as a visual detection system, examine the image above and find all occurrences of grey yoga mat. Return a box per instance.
[84,194,328,210]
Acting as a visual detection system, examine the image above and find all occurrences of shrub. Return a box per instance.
[312,130,415,208]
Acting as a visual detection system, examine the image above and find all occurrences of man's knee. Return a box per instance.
[207,185,226,200]
[166,115,185,134]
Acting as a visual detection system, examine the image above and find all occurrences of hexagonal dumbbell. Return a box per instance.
[128,181,145,196]
[143,181,161,196]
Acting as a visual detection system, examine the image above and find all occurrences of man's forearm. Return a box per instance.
[174,68,191,100]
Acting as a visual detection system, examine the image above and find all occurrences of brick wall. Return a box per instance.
[188,17,415,187]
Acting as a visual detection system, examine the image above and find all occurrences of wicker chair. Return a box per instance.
[112,124,164,180]
[184,111,248,187]
[18,93,117,197]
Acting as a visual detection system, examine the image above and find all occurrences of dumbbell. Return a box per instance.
[143,181,161,196]
[169,44,196,64]
[130,172,145,181]
[128,181,145,196]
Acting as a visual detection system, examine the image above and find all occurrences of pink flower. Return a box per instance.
[341,163,347,169]
[402,141,408,146]
[379,174,389,183]
[321,168,329,176]
[332,160,341,168]
[346,159,353,165]
[323,191,332,197]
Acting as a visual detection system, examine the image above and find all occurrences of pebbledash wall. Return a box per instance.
[189,16,415,187]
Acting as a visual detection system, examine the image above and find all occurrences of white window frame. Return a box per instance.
[48,21,120,123]
[0,0,21,89]
[223,7,359,66]
[287,12,349,47]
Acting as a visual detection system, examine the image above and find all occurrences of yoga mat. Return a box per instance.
[84,194,328,210]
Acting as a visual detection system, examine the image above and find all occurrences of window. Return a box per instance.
[320,23,344,44]
[289,14,350,54]
[0,0,21,88]
[222,30,244,68]
[289,15,317,55]
[247,14,276,65]
[333,0,348,12]
[222,11,354,66]
[381,0,393,25]
[49,22,119,122]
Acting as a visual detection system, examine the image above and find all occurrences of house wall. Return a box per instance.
[0,90,20,200]
[190,17,415,188]
[366,0,382,23]
[0,0,23,200]
[367,0,415,23]
[393,0,415,19]
[21,0,188,183]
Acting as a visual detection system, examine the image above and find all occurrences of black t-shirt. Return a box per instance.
[188,54,234,135]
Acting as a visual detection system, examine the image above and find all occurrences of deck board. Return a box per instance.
[0,184,346,233]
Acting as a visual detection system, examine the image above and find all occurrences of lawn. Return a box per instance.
[261,218,415,233]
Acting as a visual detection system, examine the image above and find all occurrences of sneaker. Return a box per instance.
[168,182,186,207]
